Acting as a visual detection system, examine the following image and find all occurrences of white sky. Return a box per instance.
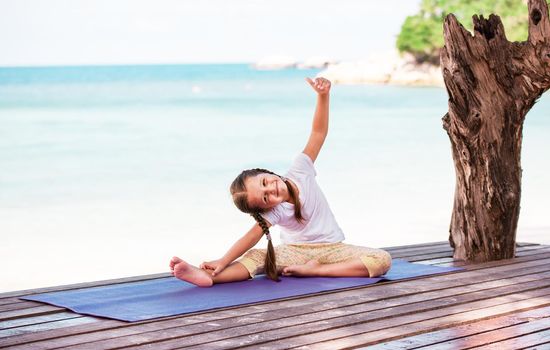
[0,0,420,66]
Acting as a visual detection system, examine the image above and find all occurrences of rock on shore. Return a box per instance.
[318,52,444,87]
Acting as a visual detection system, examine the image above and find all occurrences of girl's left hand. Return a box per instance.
[306,77,331,95]
[200,259,228,276]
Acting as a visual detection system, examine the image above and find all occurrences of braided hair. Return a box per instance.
[230,168,303,281]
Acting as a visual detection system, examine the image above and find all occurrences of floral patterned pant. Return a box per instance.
[237,242,392,278]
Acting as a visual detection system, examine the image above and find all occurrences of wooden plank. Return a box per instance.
[0,301,41,313]
[405,252,455,262]
[413,316,550,350]
[516,242,542,247]
[0,318,124,347]
[416,244,548,266]
[259,293,550,350]
[40,272,550,350]
[0,299,31,306]
[438,247,550,268]
[380,241,448,250]
[0,306,63,322]
[475,329,550,349]
[0,312,81,331]
[413,257,456,265]
[0,316,98,339]
[2,255,549,349]
[517,244,550,252]
[383,244,452,256]
[367,305,550,349]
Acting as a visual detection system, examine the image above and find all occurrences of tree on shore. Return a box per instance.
[398,0,550,64]
[441,0,550,261]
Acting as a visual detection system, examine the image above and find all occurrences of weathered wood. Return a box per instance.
[2,245,547,325]
[0,306,63,322]
[0,317,98,339]
[416,243,547,266]
[477,329,550,349]
[3,259,548,349]
[0,301,41,313]
[0,312,81,331]
[438,245,550,267]
[366,305,550,349]
[182,289,550,350]
[285,295,550,350]
[380,241,448,250]
[441,0,550,262]
[1,242,548,350]
[0,299,34,306]
[383,242,451,255]
[414,317,550,349]
[30,267,550,350]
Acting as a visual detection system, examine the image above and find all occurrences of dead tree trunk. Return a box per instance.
[441,0,550,262]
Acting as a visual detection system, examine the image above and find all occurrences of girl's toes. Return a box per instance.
[170,256,183,270]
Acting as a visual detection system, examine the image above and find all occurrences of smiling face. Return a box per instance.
[244,173,290,210]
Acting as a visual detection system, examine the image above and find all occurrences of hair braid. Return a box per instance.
[251,212,280,282]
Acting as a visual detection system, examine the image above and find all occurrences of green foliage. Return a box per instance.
[397,0,548,64]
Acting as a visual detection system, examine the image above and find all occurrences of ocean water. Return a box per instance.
[1,64,549,292]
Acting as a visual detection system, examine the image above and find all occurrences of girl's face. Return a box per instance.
[245,173,289,210]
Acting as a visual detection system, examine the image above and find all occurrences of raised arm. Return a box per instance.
[303,77,331,163]
[200,222,267,276]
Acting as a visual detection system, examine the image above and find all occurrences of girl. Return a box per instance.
[170,77,392,287]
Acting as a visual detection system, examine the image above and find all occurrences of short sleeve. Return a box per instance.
[261,208,281,227]
[287,152,316,177]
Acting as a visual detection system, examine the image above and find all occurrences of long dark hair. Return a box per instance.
[230,168,303,281]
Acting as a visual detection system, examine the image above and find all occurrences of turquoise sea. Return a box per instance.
[1,64,549,292]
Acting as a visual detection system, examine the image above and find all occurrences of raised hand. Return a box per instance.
[306,77,331,96]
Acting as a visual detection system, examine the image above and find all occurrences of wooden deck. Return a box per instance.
[1,241,549,349]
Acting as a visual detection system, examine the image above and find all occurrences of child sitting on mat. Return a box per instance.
[170,77,392,287]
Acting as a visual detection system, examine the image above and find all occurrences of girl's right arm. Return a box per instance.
[201,222,267,276]
[303,77,331,163]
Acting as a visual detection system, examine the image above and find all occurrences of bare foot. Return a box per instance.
[172,257,213,287]
[283,259,322,277]
[169,256,183,273]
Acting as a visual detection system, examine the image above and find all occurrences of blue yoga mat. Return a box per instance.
[22,259,462,322]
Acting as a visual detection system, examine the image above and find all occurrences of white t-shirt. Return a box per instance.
[261,153,345,244]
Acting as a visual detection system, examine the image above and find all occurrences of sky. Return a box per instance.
[0,0,421,66]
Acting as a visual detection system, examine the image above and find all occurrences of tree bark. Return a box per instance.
[441,0,550,262]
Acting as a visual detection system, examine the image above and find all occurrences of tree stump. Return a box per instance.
[441,0,550,261]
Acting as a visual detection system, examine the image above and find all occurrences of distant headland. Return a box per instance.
[253,52,443,88]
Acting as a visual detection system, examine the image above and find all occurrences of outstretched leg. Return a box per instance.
[170,257,250,287]
[282,258,370,277]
